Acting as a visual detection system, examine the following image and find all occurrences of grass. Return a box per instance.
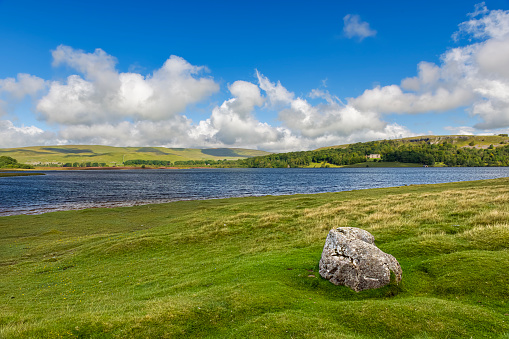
[306,161,422,168]
[1,178,509,338]
[0,145,270,167]
[343,161,422,168]
[0,172,45,177]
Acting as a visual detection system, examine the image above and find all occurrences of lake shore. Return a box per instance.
[3,167,509,217]
[0,171,45,177]
[1,177,508,337]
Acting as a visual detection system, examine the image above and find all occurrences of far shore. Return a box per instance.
[29,166,207,170]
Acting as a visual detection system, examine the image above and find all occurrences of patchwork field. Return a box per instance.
[1,178,508,337]
[0,145,270,167]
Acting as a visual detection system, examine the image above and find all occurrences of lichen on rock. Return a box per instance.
[319,227,402,292]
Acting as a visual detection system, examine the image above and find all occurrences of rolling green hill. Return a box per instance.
[316,134,509,151]
[3,135,509,168]
[0,145,270,168]
[239,134,509,168]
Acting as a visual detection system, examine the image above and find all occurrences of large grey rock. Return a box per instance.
[319,227,402,292]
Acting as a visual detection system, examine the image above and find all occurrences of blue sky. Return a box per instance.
[1,0,509,151]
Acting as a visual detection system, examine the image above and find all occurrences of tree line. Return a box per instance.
[0,156,34,169]
[235,140,509,168]
[125,159,237,167]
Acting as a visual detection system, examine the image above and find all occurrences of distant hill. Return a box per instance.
[238,134,509,168]
[0,145,271,168]
[316,135,509,151]
[4,135,509,168]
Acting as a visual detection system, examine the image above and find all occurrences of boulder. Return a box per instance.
[319,227,402,292]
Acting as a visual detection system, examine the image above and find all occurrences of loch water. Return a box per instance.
[1,167,509,216]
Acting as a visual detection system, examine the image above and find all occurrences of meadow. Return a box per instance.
[1,178,508,338]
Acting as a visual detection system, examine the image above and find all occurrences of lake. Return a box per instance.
[1,167,509,216]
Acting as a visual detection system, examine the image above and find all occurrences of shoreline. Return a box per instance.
[31,166,183,170]
[3,175,509,218]
[2,176,508,337]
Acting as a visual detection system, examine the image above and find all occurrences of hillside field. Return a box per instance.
[0,145,270,168]
[1,178,508,337]
[317,135,509,151]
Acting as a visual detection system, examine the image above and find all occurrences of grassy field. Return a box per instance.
[0,145,270,167]
[1,178,509,338]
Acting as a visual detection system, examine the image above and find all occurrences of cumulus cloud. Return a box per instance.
[0,73,47,100]
[198,80,286,148]
[350,84,475,114]
[0,74,47,116]
[454,2,509,41]
[0,60,418,151]
[444,126,476,135]
[37,45,219,125]
[347,4,509,132]
[58,119,197,148]
[343,14,377,41]
[257,72,387,138]
[0,120,56,148]
[256,70,294,107]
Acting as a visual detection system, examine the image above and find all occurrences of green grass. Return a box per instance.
[305,161,422,168]
[1,178,509,338]
[0,172,45,177]
[343,161,422,168]
[0,145,270,167]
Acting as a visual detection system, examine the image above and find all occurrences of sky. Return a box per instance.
[1,0,509,152]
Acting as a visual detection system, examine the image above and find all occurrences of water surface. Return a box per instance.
[1,167,509,216]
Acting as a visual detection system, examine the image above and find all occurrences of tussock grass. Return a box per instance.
[1,178,509,337]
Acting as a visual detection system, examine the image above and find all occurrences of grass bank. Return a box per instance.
[0,172,45,177]
[342,161,422,168]
[306,161,422,168]
[1,178,509,338]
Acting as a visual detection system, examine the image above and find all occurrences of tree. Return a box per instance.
[0,156,34,169]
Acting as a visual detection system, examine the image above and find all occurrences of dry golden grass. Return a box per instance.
[471,209,509,225]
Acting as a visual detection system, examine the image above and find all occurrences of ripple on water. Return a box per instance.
[1,167,509,216]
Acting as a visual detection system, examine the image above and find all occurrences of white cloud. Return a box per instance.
[343,14,377,41]
[0,70,418,152]
[58,119,196,148]
[400,62,441,92]
[350,84,475,114]
[454,3,509,41]
[0,120,56,148]
[227,80,265,117]
[256,70,294,107]
[0,73,47,100]
[257,72,388,139]
[201,80,285,147]
[476,37,509,78]
[468,2,489,18]
[43,70,416,152]
[444,126,476,135]
[37,45,219,125]
[347,4,509,132]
